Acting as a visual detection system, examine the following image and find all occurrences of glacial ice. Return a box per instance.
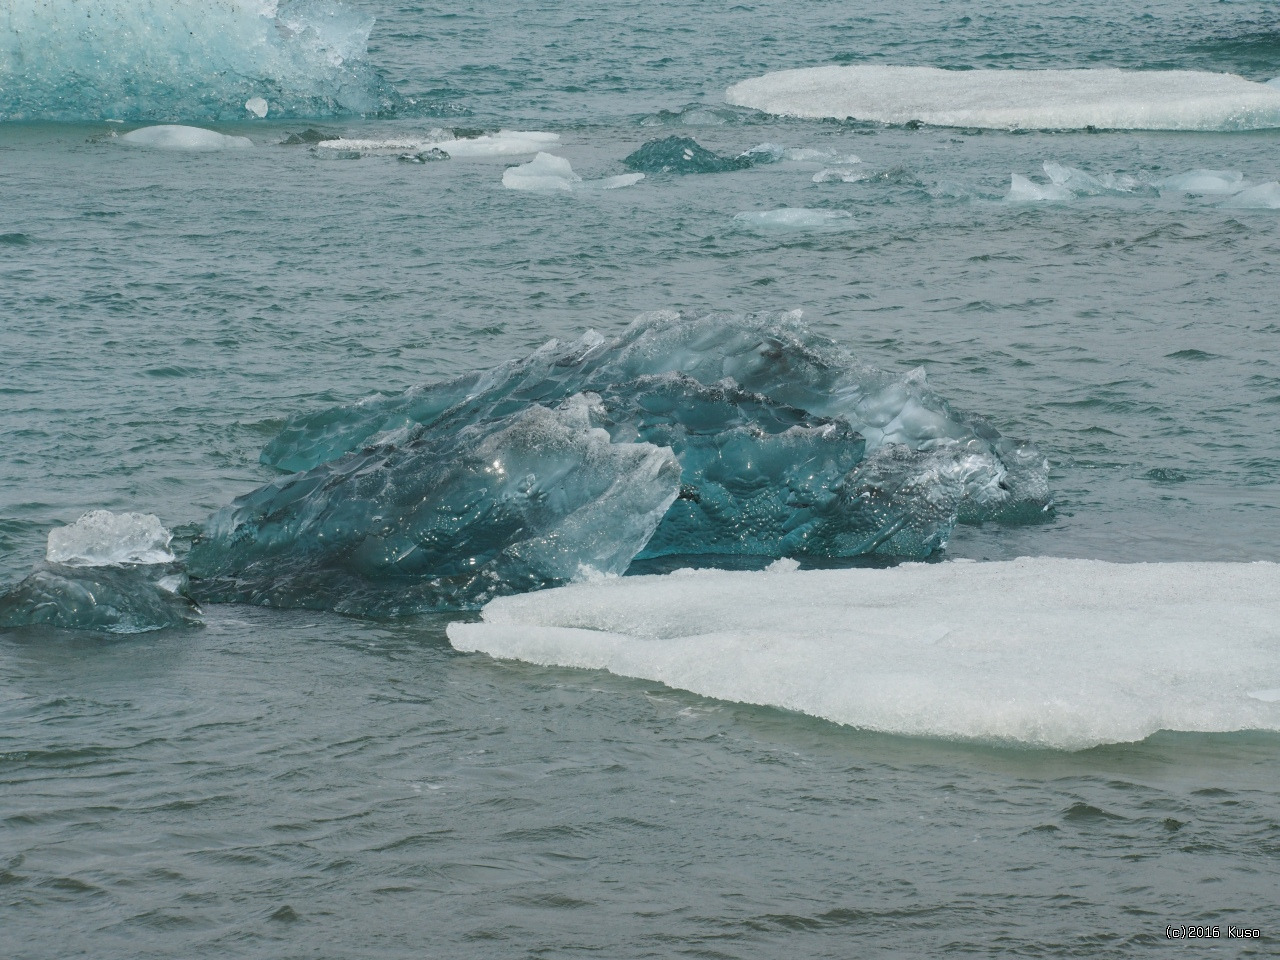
[119,126,254,152]
[46,511,175,566]
[187,398,682,614]
[623,137,754,175]
[0,0,399,121]
[501,154,645,193]
[0,511,198,634]
[733,209,858,232]
[316,130,560,159]
[1155,169,1246,195]
[448,558,1280,750]
[1219,182,1280,210]
[255,312,1049,574]
[725,66,1280,131]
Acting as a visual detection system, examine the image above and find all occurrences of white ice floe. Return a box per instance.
[448,557,1280,750]
[47,510,175,566]
[1219,181,1280,209]
[316,129,560,158]
[733,208,857,231]
[119,125,253,150]
[726,66,1280,131]
[1155,169,1247,195]
[502,153,644,192]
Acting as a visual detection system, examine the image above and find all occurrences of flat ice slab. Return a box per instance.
[726,66,1280,131]
[120,125,252,150]
[449,557,1280,750]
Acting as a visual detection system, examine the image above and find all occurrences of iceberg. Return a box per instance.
[623,137,754,175]
[254,312,1049,576]
[0,511,198,634]
[448,558,1280,750]
[186,399,682,614]
[0,0,399,121]
[725,66,1280,132]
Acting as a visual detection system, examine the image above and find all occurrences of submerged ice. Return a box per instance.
[0,512,199,634]
[0,0,398,121]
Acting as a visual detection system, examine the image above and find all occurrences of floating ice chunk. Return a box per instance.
[733,208,858,231]
[47,511,175,567]
[245,96,269,118]
[503,152,581,192]
[448,558,1280,750]
[0,564,202,634]
[1005,173,1073,203]
[316,130,559,158]
[726,66,1280,131]
[1042,161,1143,196]
[120,125,253,151]
[597,173,645,189]
[624,137,753,174]
[784,148,861,164]
[188,397,682,614]
[740,142,786,164]
[0,0,398,121]
[1154,169,1246,195]
[812,167,869,183]
[1219,181,1280,209]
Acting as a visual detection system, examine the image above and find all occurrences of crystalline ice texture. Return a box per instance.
[0,564,200,634]
[46,510,175,566]
[188,398,682,614]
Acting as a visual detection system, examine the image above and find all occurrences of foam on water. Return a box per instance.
[119,126,254,151]
[732,208,858,231]
[46,511,175,567]
[448,558,1280,751]
[0,0,397,121]
[726,66,1280,131]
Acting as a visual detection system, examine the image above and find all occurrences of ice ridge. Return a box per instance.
[0,0,400,122]
[726,66,1280,131]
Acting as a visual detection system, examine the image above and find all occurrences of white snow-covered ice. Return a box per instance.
[502,153,645,192]
[726,66,1280,131]
[448,557,1280,750]
[46,511,175,566]
[119,125,253,151]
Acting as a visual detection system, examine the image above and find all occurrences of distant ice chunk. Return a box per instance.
[1042,161,1144,196]
[1005,173,1073,203]
[1219,181,1280,209]
[245,96,269,118]
[624,137,753,174]
[812,167,868,183]
[47,510,175,566]
[1155,169,1246,195]
[503,152,581,192]
[598,173,645,189]
[120,125,253,151]
[726,66,1280,131]
[733,208,858,231]
[318,130,559,158]
[448,558,1280,750]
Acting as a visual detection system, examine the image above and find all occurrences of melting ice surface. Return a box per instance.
[0,0,397,121]
[726,66,1280,131]
[448,558,1280,751]
[0,512,199,634]
[119,126,254,152]
[180,313,1053,615]
[502,154,644,192]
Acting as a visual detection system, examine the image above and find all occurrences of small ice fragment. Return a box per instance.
[598,173,645,189]
[733,208,857,231]
[120,125,252,151]
[765,558,800,573]
[502,152,581,192]
[47,510,175,566]
[1218,181,1280,209]
[812,167,868,183]
[1005,173,1072,203]
[1154,169,1245,195]
[245,97,269,118]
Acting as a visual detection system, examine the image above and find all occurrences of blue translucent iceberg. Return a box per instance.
[187,399,682,614]
[0,564,200,634]
[623,137,754,174]
[0,0,399,122]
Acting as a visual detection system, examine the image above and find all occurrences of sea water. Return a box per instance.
[3,0,1280,955]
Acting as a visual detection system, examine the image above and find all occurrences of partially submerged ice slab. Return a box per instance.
[0,511,198,634]
[623,137,754,174]
[187,399,682,614]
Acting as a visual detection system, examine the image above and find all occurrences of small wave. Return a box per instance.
[732,208,858,232]
[448,558,1280,750]
[0,0,399,122]
[726,66,1280,131]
